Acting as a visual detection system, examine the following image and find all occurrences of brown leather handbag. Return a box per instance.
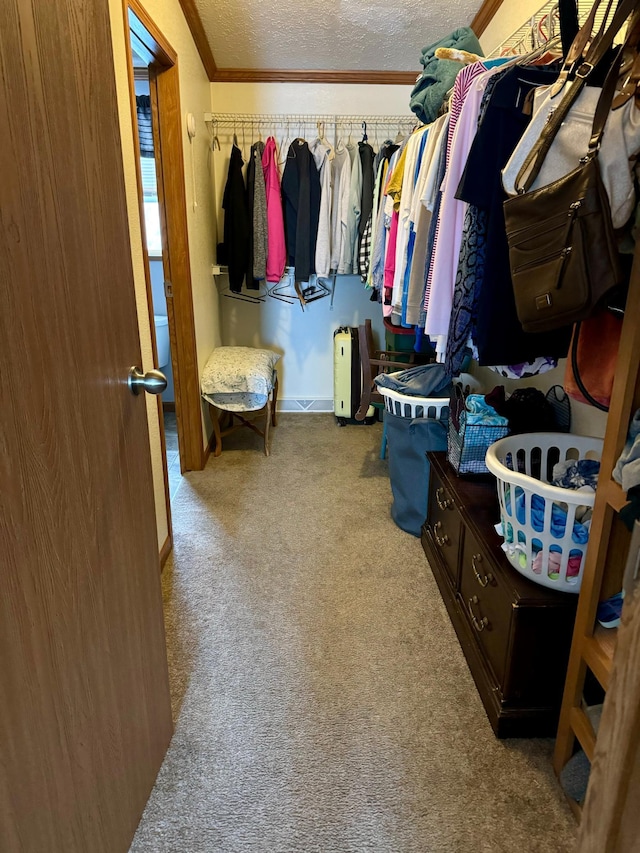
[503,0,638,334]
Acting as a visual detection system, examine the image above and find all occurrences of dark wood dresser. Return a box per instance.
[422,452,578,738]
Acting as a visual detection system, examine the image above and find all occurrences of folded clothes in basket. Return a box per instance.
[374,362,452,398]
[552,459,600,492]
[532,546,583,579]
[505,489,591,544]
[463,395,509,426]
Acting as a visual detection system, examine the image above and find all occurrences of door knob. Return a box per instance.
[128,366,167,396]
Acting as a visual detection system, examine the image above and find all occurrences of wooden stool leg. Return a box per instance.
[264,400,271,456]
[208,403,223,457]
[271,376,278,427]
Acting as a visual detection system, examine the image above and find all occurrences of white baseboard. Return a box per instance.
[277,398,334,413]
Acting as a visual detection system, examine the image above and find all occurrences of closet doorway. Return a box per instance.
[124,1,205,539]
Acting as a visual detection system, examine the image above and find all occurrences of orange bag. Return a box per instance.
[564,310,623,411]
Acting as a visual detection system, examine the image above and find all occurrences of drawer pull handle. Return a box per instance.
[433,521,449,547]
[468,595,489,632]
[435,487,453,511]
[472,553,493,588]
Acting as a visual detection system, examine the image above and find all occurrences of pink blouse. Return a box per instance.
[262,137,287,283]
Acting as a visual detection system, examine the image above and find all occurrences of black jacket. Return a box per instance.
[221,144,249,292]
[358,141,375,247]
[281,139,321,282]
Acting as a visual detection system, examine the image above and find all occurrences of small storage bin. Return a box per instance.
[447,385,509,475]
[485,432,604,593]
[379,387,449,537]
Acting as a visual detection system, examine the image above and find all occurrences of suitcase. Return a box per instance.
[333,327,375,426]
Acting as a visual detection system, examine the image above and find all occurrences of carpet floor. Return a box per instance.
[130,414,576,853]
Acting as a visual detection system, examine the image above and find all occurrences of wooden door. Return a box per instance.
[578,565,640,852]
[0,2,173,851]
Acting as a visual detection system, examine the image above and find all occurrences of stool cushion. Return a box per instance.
[201,346,280,412]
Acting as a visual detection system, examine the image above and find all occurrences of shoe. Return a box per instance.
[596,590,625,628]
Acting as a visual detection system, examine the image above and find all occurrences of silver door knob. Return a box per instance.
[128,366,167,396]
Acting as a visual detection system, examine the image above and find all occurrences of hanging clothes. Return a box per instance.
[405,115,448,325]
[330,140,351,273]
[444,70,505,376]
[261,137,287,284]
[391,126,429,320]
[246,140,267,289]
[379,145,406,314]
[358,141,376,254]
[419,121,448,327]
[342,140,362,274]
[358,215,373,281]
[365,142,396,290]
[369,154,394,295]
[456,63,572,365]
[281,138,321,283]
[383,211,399,316]
[310,137,333,278]
[424,61,508,360]
[221,144,250,293]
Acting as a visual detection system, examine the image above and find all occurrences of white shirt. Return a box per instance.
[311,138,333,278]
[391,127,428,316]
[342,141,362,274]
[330,141,351,271]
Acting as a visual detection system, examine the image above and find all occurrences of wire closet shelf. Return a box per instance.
[204,113,418,126]
[489,0,621,58]
[204,112,420,145]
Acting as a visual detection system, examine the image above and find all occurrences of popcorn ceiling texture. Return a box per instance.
[195,0,481,71]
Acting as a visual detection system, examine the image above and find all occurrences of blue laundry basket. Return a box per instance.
[385,409,449,537]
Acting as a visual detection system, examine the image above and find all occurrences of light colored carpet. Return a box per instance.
[130,414,576,853]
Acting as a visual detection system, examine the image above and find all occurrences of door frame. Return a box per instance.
[123,0,205,486]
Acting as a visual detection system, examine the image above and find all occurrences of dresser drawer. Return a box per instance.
[426,474,462,588]
[459,529,512,689]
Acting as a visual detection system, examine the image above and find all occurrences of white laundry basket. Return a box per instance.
[379,386,450,420]
[485,433,603,593]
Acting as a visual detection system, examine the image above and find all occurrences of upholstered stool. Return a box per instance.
[201,347,280,457]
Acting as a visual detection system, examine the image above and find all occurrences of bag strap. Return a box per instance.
[515,0,640,192]
[587,44,625,155]
[550,0,610,97]
[571,321,609,411]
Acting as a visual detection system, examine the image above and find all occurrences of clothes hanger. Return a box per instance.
[279,120,291,164]
[268,268,298,304]
[216,270,268,303]
[361,121,368,143]
[209,118,221,151]
[294,275,332,310]
[316,121,335,159]
[347,121,354,147]
[221,285,267,304]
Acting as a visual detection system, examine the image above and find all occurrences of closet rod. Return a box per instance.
[204,112,418,126]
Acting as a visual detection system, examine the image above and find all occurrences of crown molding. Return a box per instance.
[471,0,506,38]
[211,68,418,85]
[177,0,217,80]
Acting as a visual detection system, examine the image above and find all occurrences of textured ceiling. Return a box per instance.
[194,0,481,72]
